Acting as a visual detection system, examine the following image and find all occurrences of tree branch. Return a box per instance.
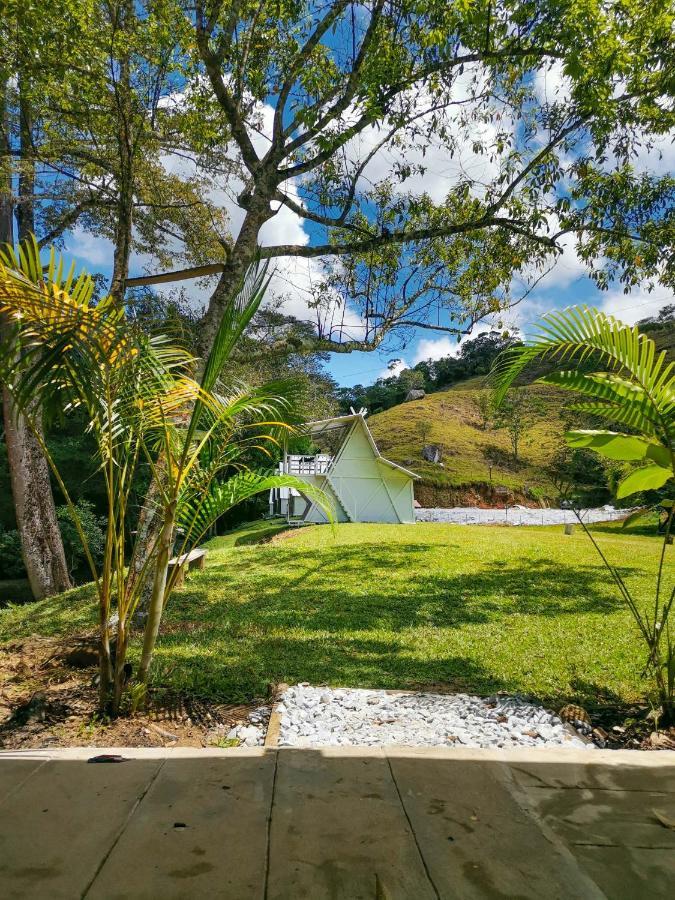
[195,13,261,174]
[260,217,559,259]
[272,0,351,147]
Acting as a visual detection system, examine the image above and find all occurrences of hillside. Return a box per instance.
[368,381,576,506]
[368,320,674,506]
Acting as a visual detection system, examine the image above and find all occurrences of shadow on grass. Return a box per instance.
[150,633,507,703]
[589,521,663,540]
[181,543,631,632]
[152,541,642,702]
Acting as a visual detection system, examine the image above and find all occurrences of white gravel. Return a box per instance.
[275,685,592,750]
[224,705,271,747]
[415,504,627,526]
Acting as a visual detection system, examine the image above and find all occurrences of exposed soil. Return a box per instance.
[414,482,542,509]
[0,634,261,751]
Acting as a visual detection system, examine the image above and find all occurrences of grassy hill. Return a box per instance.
[369,321,674,506]
[368,381,577,506]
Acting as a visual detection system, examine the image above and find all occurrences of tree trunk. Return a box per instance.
[2,398,73,597]
[198,204,273,357]
[137,506,175,683]
[108,0,135,304]
[0,72,71,599]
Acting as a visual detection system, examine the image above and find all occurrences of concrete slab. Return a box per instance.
[572,845,675,898]
[1,746,675,898]
[0,759,45,806]
[0,758,164,899]
[524,786,675,848]
[500,754,675,794]
[517,784,675,896]
[266,747,438,899]
[86,750,275,899]
[387,752,602,899]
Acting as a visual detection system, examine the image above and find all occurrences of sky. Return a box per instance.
[61,60,675,389]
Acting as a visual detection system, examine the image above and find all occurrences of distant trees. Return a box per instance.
[493,388,545,461]
[338,331,518,414]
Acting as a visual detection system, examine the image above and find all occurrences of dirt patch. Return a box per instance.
[0,634,260,750]
[414,482,539,509]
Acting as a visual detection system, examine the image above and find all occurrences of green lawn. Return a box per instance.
[0,522,668,708]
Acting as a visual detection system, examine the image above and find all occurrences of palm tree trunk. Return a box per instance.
[137,506,175,683]
[130,208,269,610]
[111,622,129,715]
[98,602,114,709]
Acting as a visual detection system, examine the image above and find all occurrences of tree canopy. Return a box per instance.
[147,0,675,355]
[2,1,674,355]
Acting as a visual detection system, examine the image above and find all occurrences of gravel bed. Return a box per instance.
[416,504,627,526]
[274,685,592,750]
[225,705,271,747]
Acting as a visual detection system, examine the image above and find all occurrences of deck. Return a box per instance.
[1,746,674,898]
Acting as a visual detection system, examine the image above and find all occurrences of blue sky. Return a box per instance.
[61,63,674,389]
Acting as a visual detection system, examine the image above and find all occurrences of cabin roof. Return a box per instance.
[305,412,421,480]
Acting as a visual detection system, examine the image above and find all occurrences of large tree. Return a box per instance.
[123,0,674,359]
[1,0,230,595]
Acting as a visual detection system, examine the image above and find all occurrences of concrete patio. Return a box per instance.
[0,746,674,898]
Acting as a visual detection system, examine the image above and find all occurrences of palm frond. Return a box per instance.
[176,470,333,543]
[490,305,674,447]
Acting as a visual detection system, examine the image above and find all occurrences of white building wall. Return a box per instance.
[275,416,417,525]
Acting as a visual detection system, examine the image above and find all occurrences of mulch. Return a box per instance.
[0,633,258,751]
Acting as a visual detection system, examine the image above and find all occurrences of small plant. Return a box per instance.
[125,682,147,716]
[77,712,110,739]
[492,306,674,721]
[416,419,432,445]
[492,387,544,461]
[209,736,239,749]
[0,236,330,715]
[472,390,494,431]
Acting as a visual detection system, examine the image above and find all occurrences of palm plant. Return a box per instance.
[0,236,330,714]
[491,306,674,720]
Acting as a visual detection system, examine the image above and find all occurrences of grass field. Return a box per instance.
[368,382,569,500]
[0,521,668,710]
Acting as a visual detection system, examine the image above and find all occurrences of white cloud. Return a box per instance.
[412,324,497,364]
[533,61,572,106]
[413,336,458,363]
[501,283,674,341]
[598,286,674,324]
[341,66,511,204]
[631,132,675,177]
[66,228,113,268]
[376,358,409,380]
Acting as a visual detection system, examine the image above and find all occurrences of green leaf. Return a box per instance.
[565,430,671,465]
[616,464,672,499]
[621,507,653,528]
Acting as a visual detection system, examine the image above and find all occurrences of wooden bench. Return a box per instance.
[168,548,207,587]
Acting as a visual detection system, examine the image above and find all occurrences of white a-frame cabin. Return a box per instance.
[269,410,419,525]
